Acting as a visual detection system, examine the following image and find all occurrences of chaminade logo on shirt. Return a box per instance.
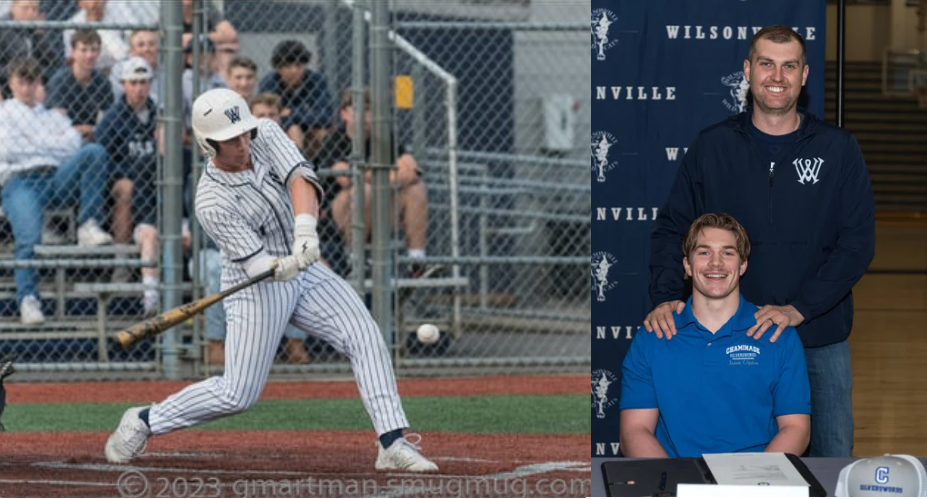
[726,344,760,366]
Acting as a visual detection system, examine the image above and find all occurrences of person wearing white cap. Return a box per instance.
[836,454,927,497]
[96,56,174,314]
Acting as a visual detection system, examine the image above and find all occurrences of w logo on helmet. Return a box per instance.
[793,157,824,185]
[224,106,241,124]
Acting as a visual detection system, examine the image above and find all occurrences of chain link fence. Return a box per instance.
[0,0,589,379]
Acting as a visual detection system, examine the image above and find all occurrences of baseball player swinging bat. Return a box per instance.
[116,267,276,348]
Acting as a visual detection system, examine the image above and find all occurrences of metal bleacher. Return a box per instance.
[0,205,161,362]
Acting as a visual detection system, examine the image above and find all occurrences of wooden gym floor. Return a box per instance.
[852,217,927,457]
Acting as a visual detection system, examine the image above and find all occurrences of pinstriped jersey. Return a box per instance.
[195,118,323,284]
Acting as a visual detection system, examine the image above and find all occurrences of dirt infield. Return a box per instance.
[0,375,590,497]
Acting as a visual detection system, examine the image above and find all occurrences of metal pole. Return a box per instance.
[189,0,206,374]
[447,80,462,339]
[370,1,393,344]
[837,0,846,128]
[350,0,367,295]
[324,0,341,105]
[159,0,184,379]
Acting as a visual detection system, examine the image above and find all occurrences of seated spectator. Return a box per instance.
[96,58,159,300]
[47,29,115,142]
[0,0,64,98]
[248,90,305,154]
[225,55,258,99]
[619,213,811,458]
[110,30,161,104]
[315,89,429,277]
[63,0,128,74]
[0,57,113,325]
[182,35,226,135]
[258,40,334,160]
[181,0,238,80]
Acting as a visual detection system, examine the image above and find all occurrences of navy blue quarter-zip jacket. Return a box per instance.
[650,111,875,348]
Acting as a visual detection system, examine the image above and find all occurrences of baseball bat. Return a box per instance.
[116,267,276,349]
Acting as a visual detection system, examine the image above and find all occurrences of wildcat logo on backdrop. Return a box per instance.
[793,157,824,184]
[591,252,618,302]
[721,71,750,113]
[727,344,761,366]
[591,9,618,61]
[591,131,618,182]
[592,369,619,419]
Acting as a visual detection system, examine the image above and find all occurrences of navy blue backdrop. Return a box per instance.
[591,0,827,457]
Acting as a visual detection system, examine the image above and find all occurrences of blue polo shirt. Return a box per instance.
[619,295,811,457]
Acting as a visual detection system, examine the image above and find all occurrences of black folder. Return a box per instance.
[600,454,826,497]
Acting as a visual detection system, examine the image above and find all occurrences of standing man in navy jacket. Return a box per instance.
[644,25,875,457]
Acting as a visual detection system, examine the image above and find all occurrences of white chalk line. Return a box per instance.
[11,458,591,493]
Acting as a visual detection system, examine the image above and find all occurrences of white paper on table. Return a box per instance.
[677,484,809,498]
[702,453,810,487]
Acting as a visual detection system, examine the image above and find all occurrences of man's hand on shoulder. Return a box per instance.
[642,300,685,339]
[748,304,805,343]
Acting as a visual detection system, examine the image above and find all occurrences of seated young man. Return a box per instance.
[619,213,811,457]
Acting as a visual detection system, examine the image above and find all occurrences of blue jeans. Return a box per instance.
[192,248,305,341]
[805,339,854,457]
[1,144,109,304]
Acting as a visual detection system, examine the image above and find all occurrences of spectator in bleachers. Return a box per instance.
[182,35,226,132]
[225,55,257,99]
[96,57,157,273]
[248,91,347,277]
[62,0,128,74]
[0,57,113,325]
[315,88,430,277]
[110,30,161,104]
[258,40,334,161]
[47,29,115,143]
[247,86,305,152]
[181,0,238,83]
[0,0,64,99]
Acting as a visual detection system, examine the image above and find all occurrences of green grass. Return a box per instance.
[4,395,588,434]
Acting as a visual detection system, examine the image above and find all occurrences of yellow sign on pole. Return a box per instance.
[395,75,414,109]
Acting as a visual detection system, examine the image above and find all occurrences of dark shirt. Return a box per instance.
[46,67,114,127]
[258,70,334,131]
[0,13,65,95]
[748,119,800,170]
[97,95,157,173]
[650,111,875,348]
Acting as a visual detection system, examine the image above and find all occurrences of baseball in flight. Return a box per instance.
[416,324,440,345]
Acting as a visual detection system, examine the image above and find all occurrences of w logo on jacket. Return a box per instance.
[794,157,824,184]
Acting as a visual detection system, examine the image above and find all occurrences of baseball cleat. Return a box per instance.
[375,435,439,472]
[105,407,151,463]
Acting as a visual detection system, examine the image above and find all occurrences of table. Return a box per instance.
[591,457,927,497]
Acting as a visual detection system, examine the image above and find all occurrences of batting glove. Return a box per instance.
[292,214,320,269]
[273,255,302,281]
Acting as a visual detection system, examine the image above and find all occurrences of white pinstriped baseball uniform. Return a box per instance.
[147,119,408,436]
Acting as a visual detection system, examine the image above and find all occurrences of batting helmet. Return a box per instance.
[192,88,259,157]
